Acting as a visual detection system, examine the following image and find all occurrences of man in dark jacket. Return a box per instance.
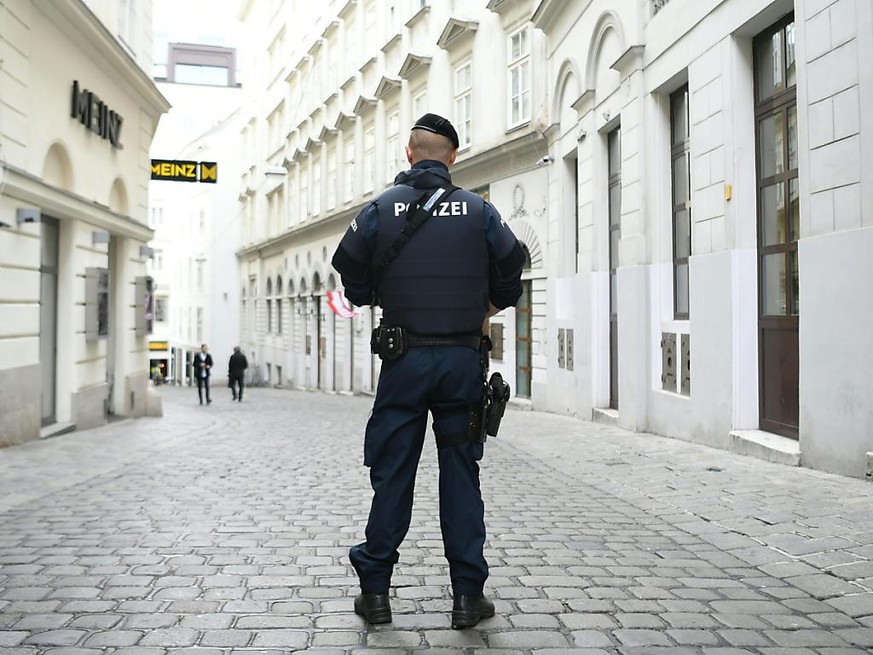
[193,343,213,405]
[228,346,248,402]
[332,113,525,628]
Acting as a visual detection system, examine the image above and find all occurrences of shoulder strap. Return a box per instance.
[371,185,459,305]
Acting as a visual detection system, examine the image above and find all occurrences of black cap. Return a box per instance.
[412,113,460,149]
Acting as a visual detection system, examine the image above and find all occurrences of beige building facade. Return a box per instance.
[0,1,169,445]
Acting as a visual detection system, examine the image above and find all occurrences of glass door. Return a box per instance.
[755,17,799,438]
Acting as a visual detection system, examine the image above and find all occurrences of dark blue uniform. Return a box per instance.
[332,160,524,598]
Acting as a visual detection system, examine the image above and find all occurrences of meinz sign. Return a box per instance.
[150,159,218,183]
[71,80,123,149]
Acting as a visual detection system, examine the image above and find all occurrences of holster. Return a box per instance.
[484,372,511,437]
[370,325,407,360]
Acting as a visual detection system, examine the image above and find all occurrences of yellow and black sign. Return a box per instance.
[199,161,217,183]
[151,159,218,183]
[149,340,169,351]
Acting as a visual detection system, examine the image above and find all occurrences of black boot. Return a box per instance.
[452,594,495,629]
[354,593,392,624]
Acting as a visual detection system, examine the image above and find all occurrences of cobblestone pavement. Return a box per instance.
[2,386,873,655]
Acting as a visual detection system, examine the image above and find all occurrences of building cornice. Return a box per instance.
[452,129,548,188]
[237,206,359,260]
[437,18,479,50]
[533,0,593,33]
[37,1,169,116]
[2,164,153,242]
[374,76,402,99]
[398,52,432,79]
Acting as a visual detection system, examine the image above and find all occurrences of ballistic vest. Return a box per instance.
[372,178,489,335]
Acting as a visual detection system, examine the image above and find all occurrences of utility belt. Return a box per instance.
[370,324,480,360]
[371,325,511,445]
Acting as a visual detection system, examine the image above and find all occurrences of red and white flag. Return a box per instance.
[327,289,357,319]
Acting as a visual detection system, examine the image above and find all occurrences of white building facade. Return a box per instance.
[0,1,169,445]
[147,66,243,388]
[237,0,873,478]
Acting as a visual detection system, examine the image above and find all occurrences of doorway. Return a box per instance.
[40,217,59,425]
[515,279,532,398]
[607,127,621,410]
[755,16,799,438]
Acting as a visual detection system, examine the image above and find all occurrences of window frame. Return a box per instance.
[670,85,692,320]
[507,24,531,128]
[454,59,473,149]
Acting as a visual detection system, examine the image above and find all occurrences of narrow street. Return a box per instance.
[1,387,872,654]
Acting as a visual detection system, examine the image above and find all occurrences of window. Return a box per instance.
[312,161,322,216]
[364,126,376,193]
[267,299,273,333]
[386,111,401,182]
[364,0,378,43]
[608,127,622,410]
[154,298,167,322]
[345,15,357,76]
[413,89,427,119]
[508,25,531,127]
[301,170,310,218]
[670,86,691,320]
[196,260,204,291]
[490,323,504,360]
[327,149,338,209]
[455,61,473,148]
[118,0,136,49]
[196,307,203,343]
[167,44,237,87]
[345,140,355,201]
[277,299,283,335]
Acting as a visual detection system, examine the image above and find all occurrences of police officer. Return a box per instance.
[331,113,525,628]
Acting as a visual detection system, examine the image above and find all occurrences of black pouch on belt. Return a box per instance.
[370,325,407,360]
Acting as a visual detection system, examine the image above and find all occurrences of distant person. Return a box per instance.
[228,346,248,402]
[193,343,213,405]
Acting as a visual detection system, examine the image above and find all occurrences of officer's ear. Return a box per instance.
[447,149,457,167]
[405,145,414,165]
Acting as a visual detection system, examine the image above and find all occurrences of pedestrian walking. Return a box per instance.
[331,113,525,628]
[193,343,213,405]
[228,346,248,401]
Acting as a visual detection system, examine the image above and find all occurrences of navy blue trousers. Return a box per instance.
[349,345,488,596]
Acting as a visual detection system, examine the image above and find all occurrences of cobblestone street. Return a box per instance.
[1,386,873,654]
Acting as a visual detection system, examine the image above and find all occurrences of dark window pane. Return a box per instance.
[516,309,530,334]
[672,153,689,206]
[610,273,617,314]
[761,183,787,246]
[671,88,688,145]
[675,263,689,317]
[516,366,530,397]
[788,104,798,170]
[757,29,784,101]
[789,179,800,242]
[790,250,799,315]
[609,183,621,226]
[516,339,530,364]
[608,129,621,175]
[674,209,691,259]
[759,112,785,178]
[786,22,797,88]
[762,253,788,316]
[609,228,620,267]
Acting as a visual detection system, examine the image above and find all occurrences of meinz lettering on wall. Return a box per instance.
[70,80,123,149]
